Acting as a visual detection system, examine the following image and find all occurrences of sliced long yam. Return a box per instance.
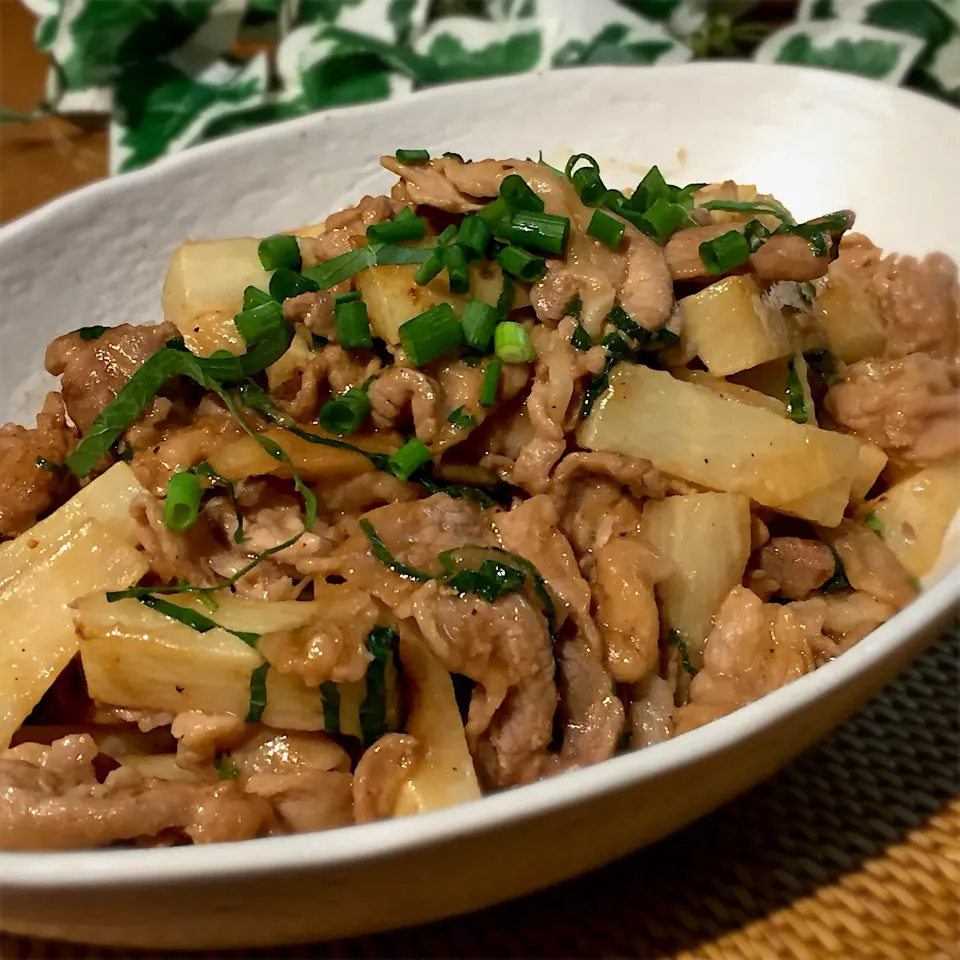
[162,238,271,356]
[864,457,960,578]
[393,631,480,816]
[76,596,369,738]
[677,275,794,376]
[0,463,145,593]
[0,519,149,747]
[578,365,861,525]
[357,262,527,345]
[814,266,886,363]
[640,493,752,663]
[205,426,397,481]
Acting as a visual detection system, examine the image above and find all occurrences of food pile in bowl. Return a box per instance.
[1,151,957,851]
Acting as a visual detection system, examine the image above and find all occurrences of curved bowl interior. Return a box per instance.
[0,63,958,950]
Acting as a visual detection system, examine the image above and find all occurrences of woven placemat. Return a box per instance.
[3,625,957,960]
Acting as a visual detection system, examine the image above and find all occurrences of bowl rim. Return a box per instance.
[1,61,958,889]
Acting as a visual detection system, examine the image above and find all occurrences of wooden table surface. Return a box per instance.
[0,0,107,223]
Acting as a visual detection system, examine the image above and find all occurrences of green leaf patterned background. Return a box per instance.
[17,0,960,174]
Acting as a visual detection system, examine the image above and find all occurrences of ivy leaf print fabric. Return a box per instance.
[15,0,958,175]
[754,20,926,83]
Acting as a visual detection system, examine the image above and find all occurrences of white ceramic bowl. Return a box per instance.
[1,63,958,951]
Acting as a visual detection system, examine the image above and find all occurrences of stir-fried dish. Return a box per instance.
[1,152,958,851]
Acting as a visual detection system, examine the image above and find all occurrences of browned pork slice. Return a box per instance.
[826,353,960,465]
[298,194,407,264]
[383,155,673,336]
[0,392,77,537]
[873,250,959,359]
[0,734,270,849]
[749,536,837,601]
[45,321,177,435]
[352,733,421,822]
[496,496,624,773]
[674,587,817,735]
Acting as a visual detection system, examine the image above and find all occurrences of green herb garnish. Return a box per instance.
[321,681,341,734]
[78,325,109,342]
[785,359,809,425]
[447,406,477,430]
[669,630,696,675]
[359,627,398,746]
[864,512,884,538]
[136,595,259,647]
[822,547,850,595]
[245,662,269,723]
[215,755,239,781]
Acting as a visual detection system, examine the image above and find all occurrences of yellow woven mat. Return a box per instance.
[4,626,958,960]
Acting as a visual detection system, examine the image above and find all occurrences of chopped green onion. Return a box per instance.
[587,209,625,248]
[396,148,430,164]
[460,299,499,352]
[302,243,432,289]
[494,321,533,364]
[494,211,570,255]
[335,290,362,304]
[414,250,444,286]
[700,197,795,225]
[319,386,371,436]
[243,285,274,310]
[234,300,285,347]
[499,174,544,213]
[269,266,319,302]
[477,196,511,227]
[78,325,109,342]
[564,153,600,179]
[496,273,515,318]
[570,166,608,206]
[436,224,459,246]
[163,471,203,532]
[258,234,302,272]
[629,166,670,213]
[669,630,696,675]
[245,662,269,723]
[864,511,884,538]
[443,244,470,294]
[637,197,694,244]
[496,245,546,283]
[743,219,771,253]
[537,151,565,176]
[360,519,432,582]
[480,359,501,407]
[785,359,809,424]
[398,303,464,366]
[447,406,477,430]
[699,230,751,275]
[457,215,491,260]
[335,298,373,349]
[388,438,432,481]
[366,208,426,244]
